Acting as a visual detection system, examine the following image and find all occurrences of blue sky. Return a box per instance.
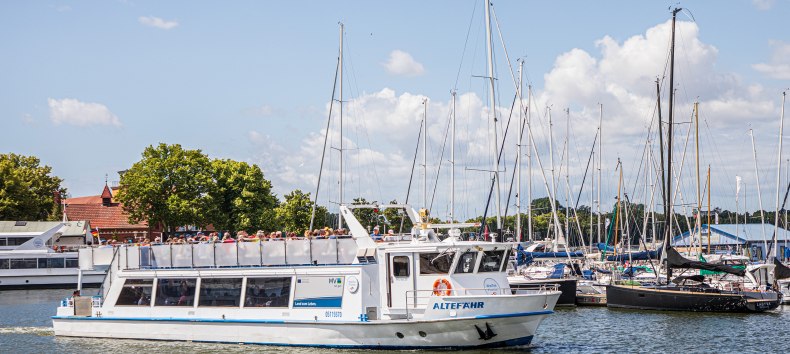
[2,0,789,222]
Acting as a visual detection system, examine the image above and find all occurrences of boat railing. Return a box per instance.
[117,238,360,270]
[60,295,102,308]
[404,285,558,318]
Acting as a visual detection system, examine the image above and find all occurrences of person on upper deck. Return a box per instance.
[371,226,382,241]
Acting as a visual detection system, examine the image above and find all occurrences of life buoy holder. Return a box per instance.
[432,278,452,296]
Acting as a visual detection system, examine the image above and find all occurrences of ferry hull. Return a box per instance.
[52,312,549,349]
[606,284,781,312]
[0,273,103,290]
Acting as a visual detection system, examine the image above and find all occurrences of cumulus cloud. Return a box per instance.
[48,98,121,127]
[138,16,179,30]
[257,19,785,220]
[383,50,425,76]
[753,40,790,79]
[752,0,775,10]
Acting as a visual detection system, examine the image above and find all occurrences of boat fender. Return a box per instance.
[433,278,452,296]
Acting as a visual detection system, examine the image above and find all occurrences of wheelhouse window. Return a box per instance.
[245,277,291,308]
[65,258,79,268]
[392,256,410,277]
[116,279,154,306]
[501,248,512,271]
[454,251,478,274]
[10,259,37,269]
[155,278,197,306]
[8,237,32,246]
[419,252,454,275]
[479,250,505,272]
[199,278,243,307]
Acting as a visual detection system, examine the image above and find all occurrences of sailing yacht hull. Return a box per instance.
[606,284,781,312]
[508,278,577,306]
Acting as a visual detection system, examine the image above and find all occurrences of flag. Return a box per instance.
[736,175,742,196]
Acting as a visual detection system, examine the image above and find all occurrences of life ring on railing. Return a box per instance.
[432,278,452,296]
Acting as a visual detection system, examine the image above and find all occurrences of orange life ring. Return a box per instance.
[432,278,452,296]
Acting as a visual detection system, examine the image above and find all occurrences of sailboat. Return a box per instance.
[605,8,782,312]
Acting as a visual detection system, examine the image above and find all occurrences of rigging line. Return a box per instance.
[479,89,520,234]
[344,34,385,203]
[453,0,479,90]
[429,97,456,214]
[309,56,340,231]
[400,117,424,233]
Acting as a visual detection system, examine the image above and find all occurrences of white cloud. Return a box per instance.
[383,50,425,76]
[753,40,790,79]
[48,98,121,127]
[255,19,786,221]
[138,16,179,30]
[752,0,775,10]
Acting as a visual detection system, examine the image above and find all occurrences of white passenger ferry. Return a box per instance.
[53,205,560,349]
[0,221,104,289]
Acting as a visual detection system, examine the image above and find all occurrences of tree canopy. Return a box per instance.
[117,144,214,235]
[210,159,278,233]
[275,189,326,233]
[0,153,65,220]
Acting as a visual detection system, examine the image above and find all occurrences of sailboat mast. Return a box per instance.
[484,0,502,233]
[749,129,769,260]
[451,91,456,223]
[516,61,523,242]
[566,108,571,248]
[423,98,428,209]
[597,104,602,246]
[549,107,558,250]
[773,91,786,259]
[528,86,534,242]
[707,165,711,254]
[665,8,681,251]
[338,22,345,230]
[695,101,701,254]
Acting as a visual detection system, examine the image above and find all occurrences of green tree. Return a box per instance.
[382,200,413,233]
[275,189,327,233]
[210,159,279,233]
[0,153,66,220]
[117,144,214,237]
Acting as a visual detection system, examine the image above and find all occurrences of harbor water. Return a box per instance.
[2,288,788,353]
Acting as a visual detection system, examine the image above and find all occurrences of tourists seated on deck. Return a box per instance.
[303,230,312,239]
[222,232,234,243]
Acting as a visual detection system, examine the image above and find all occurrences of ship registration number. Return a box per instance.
[325,310,343,318]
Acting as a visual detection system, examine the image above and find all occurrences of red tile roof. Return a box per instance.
[65,195,103,205]
[64,204,148,230]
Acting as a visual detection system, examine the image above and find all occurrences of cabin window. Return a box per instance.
[501,248,512,271]
[479,250,504,272]
[454,251,478,274]
[0,238,7,246]
[116,279,154,306]
[198,278,243,307]
[10,258,37,269]
[65,258,79,268]
[8,237,32,246]
[245,277,291,308]
[38,258,48,269]
[49,258,65,268]
[419,252,454,275]
[155,278,197,306]
[0,259,8,269]
[392,256,410,277]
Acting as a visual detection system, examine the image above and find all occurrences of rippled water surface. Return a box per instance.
[1,288,788,353]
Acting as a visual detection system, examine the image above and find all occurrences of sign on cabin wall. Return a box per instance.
[293,276,344,308]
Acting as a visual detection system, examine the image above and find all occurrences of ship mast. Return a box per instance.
[484,0,502,234]
[664,8,681,282]
[338,22,345,230]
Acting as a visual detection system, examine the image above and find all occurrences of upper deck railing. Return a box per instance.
[81,237,363,271]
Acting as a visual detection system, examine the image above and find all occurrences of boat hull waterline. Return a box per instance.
[53,310,551,349]
[606,284,781,312]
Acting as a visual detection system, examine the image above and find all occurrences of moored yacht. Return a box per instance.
[53,204,560,349]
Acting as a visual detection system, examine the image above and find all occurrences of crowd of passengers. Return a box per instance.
[98,225,399,247]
